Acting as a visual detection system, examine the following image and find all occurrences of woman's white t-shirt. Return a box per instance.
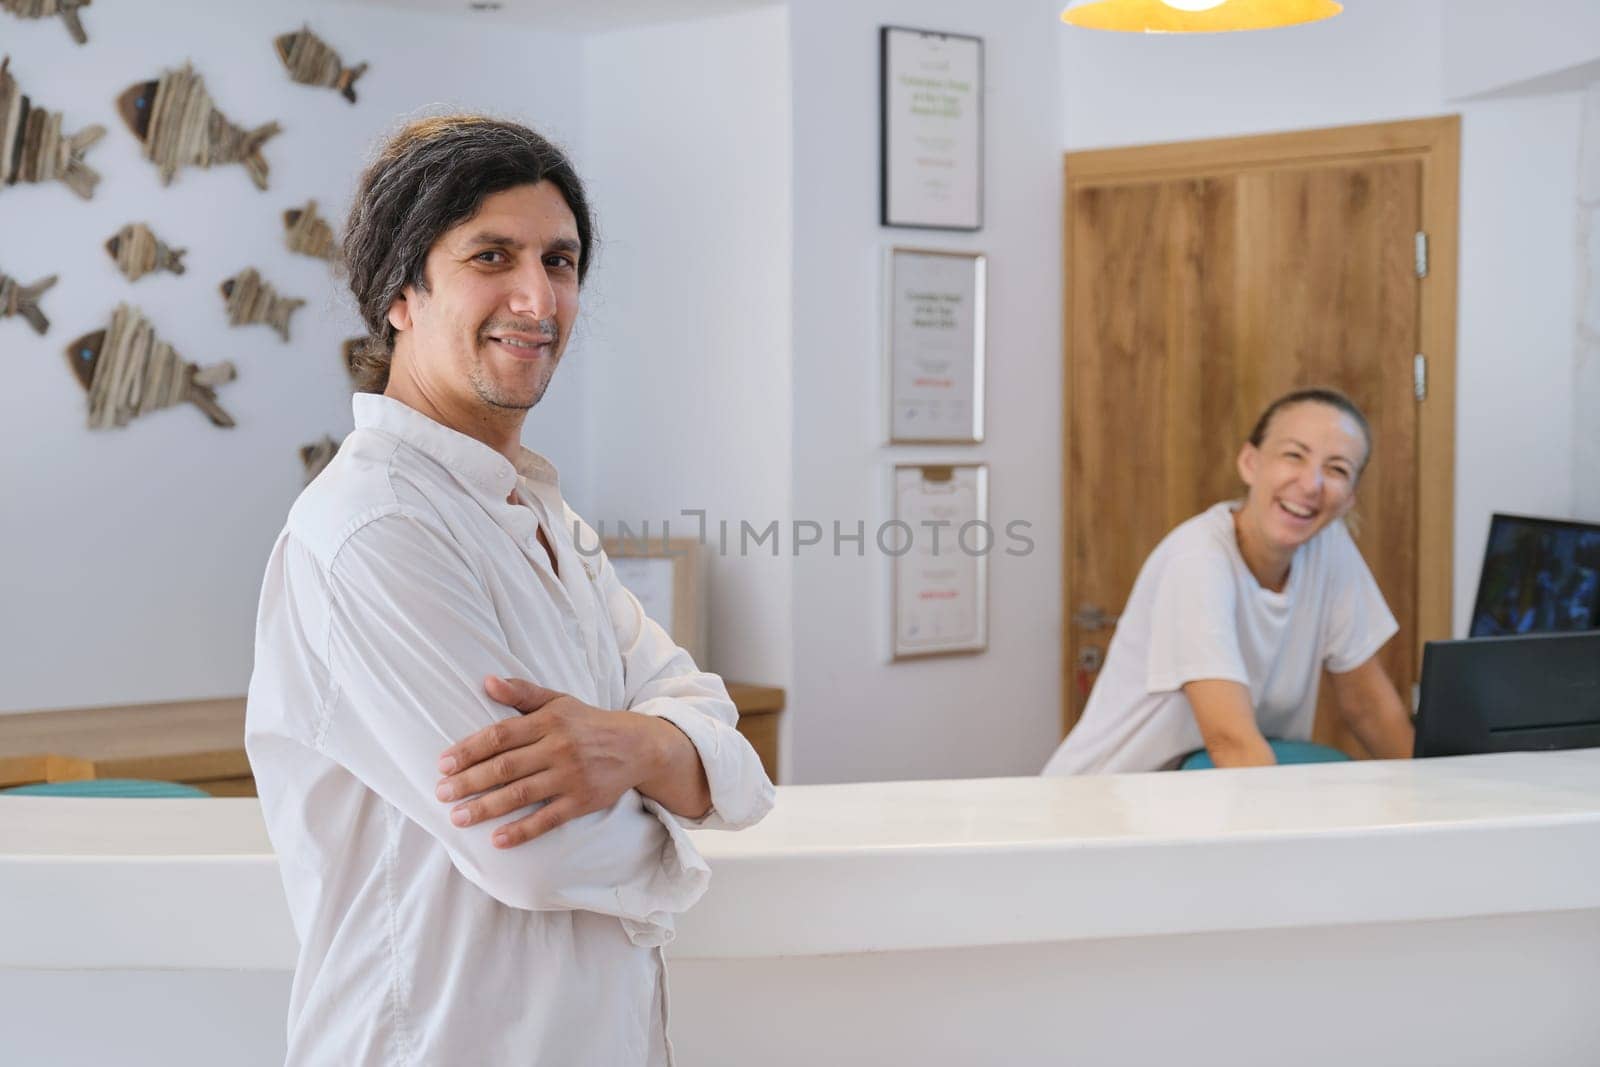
[1042,501,1398,776]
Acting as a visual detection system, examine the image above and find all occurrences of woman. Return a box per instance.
[1043,388,1414,775]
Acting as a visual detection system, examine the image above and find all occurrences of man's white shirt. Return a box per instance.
[246,394,774,1065]
[1043,501,1397,776]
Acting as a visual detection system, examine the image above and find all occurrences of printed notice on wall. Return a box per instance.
[892,463,989,659]
[882,27,983,230]
[888,248,985,443]
[610,557,675,639]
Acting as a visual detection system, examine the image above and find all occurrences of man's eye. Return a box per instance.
[475,250,507,264]
[545,254,575,270]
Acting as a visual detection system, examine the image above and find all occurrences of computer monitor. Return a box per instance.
[1413,631,1600,758]
[1468,513,1600,637]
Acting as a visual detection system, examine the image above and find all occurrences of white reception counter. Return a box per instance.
[3,750,1599,1065]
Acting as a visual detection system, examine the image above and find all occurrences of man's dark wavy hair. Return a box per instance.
[341,115,595,394]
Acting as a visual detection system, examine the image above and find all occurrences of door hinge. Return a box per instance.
[1414,353,1427,401]
[1415,231,1429,279]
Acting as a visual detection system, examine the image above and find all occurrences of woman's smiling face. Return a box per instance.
[1236,400,1369,552]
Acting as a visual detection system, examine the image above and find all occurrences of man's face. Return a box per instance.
[386,181,581,413]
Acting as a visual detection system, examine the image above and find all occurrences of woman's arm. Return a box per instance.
[1327,655,1414,759]
[1183,679,1277,767]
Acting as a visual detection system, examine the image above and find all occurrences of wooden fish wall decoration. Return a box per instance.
[284,199,338,261]
[118,64,282,191]
[274,26,367,104]
[65,304,237,429]
[0,56,105,199]
[2,0,91,46]
[300,435,340,485]
[342,336,365,385]
[105,222,187,281]
[0,269,56,334]
[220,267,304,342]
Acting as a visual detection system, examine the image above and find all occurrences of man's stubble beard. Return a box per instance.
[470,358,557,412]
[471,317,564,412]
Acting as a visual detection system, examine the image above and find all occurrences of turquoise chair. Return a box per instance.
[1178,739,1351,770]
[1,778,209,798]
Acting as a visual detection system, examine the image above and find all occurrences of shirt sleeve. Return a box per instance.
[1321,521,1400,674]
[1145,549,1251,694]
[584,521,776,832]
[298,510,709,947]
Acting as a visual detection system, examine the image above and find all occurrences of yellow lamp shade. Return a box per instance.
[1061,0,1342,33]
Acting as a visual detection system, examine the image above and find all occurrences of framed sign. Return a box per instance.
[890,463,989,660]
[885,246,986,444]
[880,26,984,231]
[604,536,708,666]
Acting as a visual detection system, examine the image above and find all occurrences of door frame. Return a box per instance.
[1060,116,1461,738]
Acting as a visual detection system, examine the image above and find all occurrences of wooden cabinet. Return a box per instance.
[724,683,783,784]
[0,697,251,794]
[0,685,783,795]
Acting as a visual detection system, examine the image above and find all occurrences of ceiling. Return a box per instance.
[335,0,782,33]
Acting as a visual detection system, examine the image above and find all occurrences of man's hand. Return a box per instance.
[435,676,709,848]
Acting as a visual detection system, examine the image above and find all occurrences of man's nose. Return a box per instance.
[508,265,558,321]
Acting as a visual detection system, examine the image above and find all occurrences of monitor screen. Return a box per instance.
[1468,513,1600,637]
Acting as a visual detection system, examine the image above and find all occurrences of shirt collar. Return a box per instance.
[351,393,561,499]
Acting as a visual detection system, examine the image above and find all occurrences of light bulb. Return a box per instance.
[1062,0,1343,33]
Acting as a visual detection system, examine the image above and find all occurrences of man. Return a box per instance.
[246,115,774,1065]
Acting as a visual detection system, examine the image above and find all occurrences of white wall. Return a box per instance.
[1062,0,1445,146]
[578,7,795,695]
[1442,0,1600,99]
[1455,90,1583,587]
[0,0,587,713]
[787,0,1066,782]
[1058,0,1585,637]
[1437,0,1600,526]
[1580,83,1600,521]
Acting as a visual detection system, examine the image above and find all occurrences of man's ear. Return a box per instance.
[386,288,413,334]
[1236,442,1259,488]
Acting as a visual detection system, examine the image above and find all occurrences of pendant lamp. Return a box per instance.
[1061,0,1342,33]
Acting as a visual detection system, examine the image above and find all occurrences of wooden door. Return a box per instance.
[1062,119,1460,756]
